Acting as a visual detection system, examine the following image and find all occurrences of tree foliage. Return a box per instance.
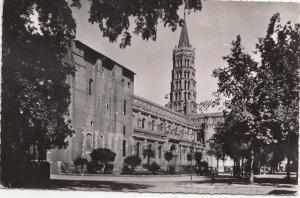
[74,157,88,173]
[2,0,76,186]
[90,148,116,165]
[143,145,155,168]
[164,151,173,162]
[124,155,142,173]
[71,0,202,48]
[149,162,160,174]
[211,13,299,181]
[194,151,202,163]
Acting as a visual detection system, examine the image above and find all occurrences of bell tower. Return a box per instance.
[169,17,197,115]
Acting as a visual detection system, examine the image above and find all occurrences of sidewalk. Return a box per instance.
[51,174,210,182]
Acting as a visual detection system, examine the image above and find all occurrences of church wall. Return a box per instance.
[47,41,134,174]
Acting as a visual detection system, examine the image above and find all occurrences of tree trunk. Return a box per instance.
[241,156,244,176]
[216,158,219,176]
[286,156,291,180]
[249,149,254,184]
[236,158,241,177]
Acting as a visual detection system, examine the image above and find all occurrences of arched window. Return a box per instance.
[88,79,93,95]
[90,121,94,127]
[86,134,93,151]
[188,92,191,100]
[142,118,146,129]
[184,80,187,89]
[184,105,187,114]
[184,71,187,77]
[170,144,176,153]
[183,149,187,161]
[99,135,104,148]
[184,92,187,100]
[123,140,126,157]
[151,120,155,131]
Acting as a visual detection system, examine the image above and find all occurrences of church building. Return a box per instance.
[48,18,224,174]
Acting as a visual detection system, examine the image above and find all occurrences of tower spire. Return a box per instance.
[169,10,197,115]
[178,16,190,48]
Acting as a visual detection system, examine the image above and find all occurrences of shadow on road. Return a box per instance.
[184,175,297,186]
[49,180,153,191]
[268,190,297,195]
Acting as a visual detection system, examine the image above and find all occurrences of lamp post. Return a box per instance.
[190,131,196,187]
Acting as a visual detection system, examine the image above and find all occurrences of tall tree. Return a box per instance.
[2,0,76,186]
[255,13,299,179]
[213,35,258,183]
[2,0,203,187]
[212,13,299,183]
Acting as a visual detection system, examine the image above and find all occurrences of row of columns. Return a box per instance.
[173,80,195,90]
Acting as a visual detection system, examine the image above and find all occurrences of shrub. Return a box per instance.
[143,146,155,169]
[90,148,116,174]
[104,163,113,174]
[194,151,202,163]
[187,153,193,161]
[124,155,142,174]
[149,162,160,174]
[169,165,176,174]
[122,165,131,175]
[87,161,103,174]
[164,151,173,171]
[74,157,88,173]
[197,161,209,176]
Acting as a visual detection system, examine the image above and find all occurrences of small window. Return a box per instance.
[88,79,93,95]
[136,142,140,156]
[123,140,126,157]
[123,125,126,135]
[123,100,127,115]
[158,146,162,159]
[106,103,109,109]
[91,121,94,127]
[142,118,146,129]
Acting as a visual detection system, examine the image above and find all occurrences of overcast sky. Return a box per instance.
[71,1,299,111]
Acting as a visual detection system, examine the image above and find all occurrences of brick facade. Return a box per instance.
[48,22,226,174]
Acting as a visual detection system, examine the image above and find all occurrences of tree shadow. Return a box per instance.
[49,179,153,191]
[183,175,298,186]
[268,190,297,195]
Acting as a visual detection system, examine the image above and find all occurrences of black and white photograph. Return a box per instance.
[0,0,299,196]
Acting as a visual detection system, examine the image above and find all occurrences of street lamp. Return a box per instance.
[190,131,196,187]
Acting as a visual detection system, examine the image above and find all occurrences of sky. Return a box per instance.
[70,1,300,112]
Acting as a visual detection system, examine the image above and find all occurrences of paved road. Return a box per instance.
[49,174,298,195]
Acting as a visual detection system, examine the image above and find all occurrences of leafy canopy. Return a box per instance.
[90,148,116,164]
[71,0,202,48]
